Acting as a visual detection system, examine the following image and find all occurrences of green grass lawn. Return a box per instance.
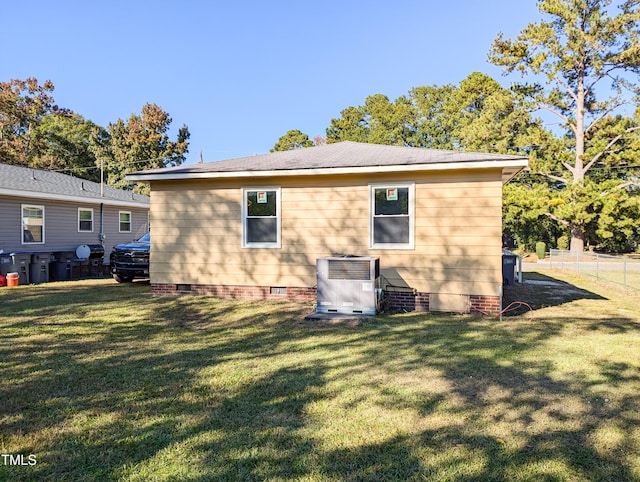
[547,252,640,292]
[1,275,640,481]
[570,269,640,293]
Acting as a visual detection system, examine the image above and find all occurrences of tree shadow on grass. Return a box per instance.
[1,282,640,481]
[0,287,328,480]
[502,271,607,316]
[328,314,640,481]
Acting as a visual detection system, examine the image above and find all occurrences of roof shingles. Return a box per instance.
[129,141,528,179]
[0,163,149,205]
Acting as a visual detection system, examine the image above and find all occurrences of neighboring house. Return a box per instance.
[127,141,528,314]
[0,163,150,265]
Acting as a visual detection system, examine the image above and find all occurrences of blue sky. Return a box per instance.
[2,1,540,164]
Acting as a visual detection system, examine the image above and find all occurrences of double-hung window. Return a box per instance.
[370,183,414,249]
[22,204,44,244]
[242,187,281,248]
[119,211,132,233]
[78,208,93,232]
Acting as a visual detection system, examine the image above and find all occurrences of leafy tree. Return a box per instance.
[0,78,56,164]
[326,73,552,155]
[0,78,191,194]
[326,105,370,143]
[596,179,640,251]
[409,83,457,148]
[31,111,108,182]
[503,179,565,250]
[489,0,640,251]
[327,93,417,146]
[416,72,557,156]
[108,103,190,194]
[271,129,314,151]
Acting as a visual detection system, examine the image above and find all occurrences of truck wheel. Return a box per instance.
[113,274,133,283]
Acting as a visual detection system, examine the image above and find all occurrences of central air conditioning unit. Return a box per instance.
[316,256,380,315]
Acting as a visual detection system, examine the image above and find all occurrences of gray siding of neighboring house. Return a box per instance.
[0,195,149,262]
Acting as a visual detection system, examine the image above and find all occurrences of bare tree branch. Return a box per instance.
[599,181,640,197]
[614,181,640,191]
[561,160,576,175]
[585,98,632,134]
[544,211,570,226]
[535,171,567,183]
[584,67,618,98]
[537,104,576,134]
[553,75,579,103]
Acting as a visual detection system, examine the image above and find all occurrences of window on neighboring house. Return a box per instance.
[242,188,281,248]
[119,211,132,232]
[78,208,93,232]
[370,184,415,249]
[22,205,44,244]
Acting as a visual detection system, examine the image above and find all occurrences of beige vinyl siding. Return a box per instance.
[149,169,503,297]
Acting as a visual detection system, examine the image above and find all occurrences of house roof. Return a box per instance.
[127,141,528,184]
[0,163,150,207]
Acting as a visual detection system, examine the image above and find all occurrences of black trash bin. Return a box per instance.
[52,251,74,281]
[502,252,517,285]
[0,253,11,277]
[30,252,53,284]
[1,252,32,285]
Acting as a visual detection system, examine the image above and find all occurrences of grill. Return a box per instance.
[86,244,105,259]
[75,244,105,260]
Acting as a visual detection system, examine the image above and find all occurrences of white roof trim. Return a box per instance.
[127,159,529,183]
[0,188,150,208]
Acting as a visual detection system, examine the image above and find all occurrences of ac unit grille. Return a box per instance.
[328,259,371,280]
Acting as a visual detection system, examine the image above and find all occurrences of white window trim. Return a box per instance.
[78,207,94,233]
[369,182,415,250]
[119,211,132,233]
[241,186,281,249]
[21,204,45,245]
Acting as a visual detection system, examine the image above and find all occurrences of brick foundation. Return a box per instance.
[386,291,501,316]
[385,290,429,312]
[152,283,501,316]
[469,295,501,316]
[152,283,316,304]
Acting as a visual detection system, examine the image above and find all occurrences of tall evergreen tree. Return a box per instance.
[271,129,314,151]
[489,0,640,251]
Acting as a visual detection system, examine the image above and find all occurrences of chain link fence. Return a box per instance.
[549,249,640,292]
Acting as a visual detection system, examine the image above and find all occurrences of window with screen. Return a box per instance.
[22,205,44,244]
[243,188,281,248]
[78,208,93,232]
[370,184,414,249]
[119,211,132,233]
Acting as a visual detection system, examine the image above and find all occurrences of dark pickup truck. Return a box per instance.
[110,232,150,282]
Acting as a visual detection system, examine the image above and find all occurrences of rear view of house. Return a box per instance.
[128,141,527,315]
